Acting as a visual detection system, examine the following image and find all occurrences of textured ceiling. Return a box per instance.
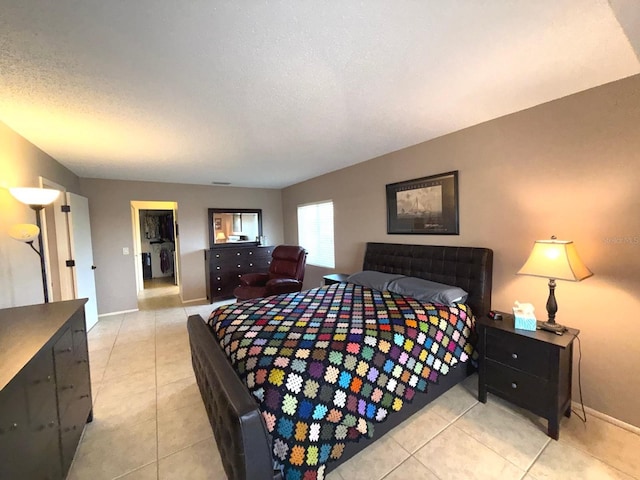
[1,1,639,188]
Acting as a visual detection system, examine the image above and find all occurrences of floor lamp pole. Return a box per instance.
[32,206,50,303]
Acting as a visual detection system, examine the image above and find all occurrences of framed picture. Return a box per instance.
[214,218,222,230]
[386,170,459,235]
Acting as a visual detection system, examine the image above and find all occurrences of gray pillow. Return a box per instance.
[387,277,468,305]
[346,270,405,291]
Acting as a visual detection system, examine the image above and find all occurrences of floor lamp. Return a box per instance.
[9,187,61,303]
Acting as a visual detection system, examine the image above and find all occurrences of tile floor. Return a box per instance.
[67,285,640,480]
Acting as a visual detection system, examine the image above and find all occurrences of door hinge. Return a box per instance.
[61,205,71,213]
[66,260,76,267]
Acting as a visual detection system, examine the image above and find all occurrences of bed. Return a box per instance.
[187,242,493,480]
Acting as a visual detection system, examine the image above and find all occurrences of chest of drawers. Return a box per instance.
[477,313,579,440]
[0,300,92,479]
[205,245,273,301]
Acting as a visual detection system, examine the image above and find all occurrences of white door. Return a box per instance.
[67,193,99,330]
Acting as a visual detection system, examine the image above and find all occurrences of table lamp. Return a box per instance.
[517,236,592,333]
[216,231,227,243]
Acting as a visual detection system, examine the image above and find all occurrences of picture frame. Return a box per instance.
[386,170,459,235]
[214,218,222,230]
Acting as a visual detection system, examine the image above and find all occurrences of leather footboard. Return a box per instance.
[187,314,280,480]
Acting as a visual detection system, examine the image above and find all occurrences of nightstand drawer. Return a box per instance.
[485,328,551,379]
[485,359,548,411]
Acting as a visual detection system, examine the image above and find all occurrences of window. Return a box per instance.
[297,200,335,268]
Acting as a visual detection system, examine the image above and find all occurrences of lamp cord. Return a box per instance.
[571,334,587,423]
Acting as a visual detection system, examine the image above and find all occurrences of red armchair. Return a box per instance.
[233,245,307,301]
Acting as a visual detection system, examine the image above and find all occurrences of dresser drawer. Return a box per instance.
[53,328,74,382]
[485,328,551,379]
[485,359,549,412]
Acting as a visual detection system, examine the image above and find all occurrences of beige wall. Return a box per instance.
[282,74,640,427]
[0,121,81,308]
[78,178,283,315]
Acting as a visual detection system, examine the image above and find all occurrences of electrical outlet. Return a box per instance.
[123,247,130,255]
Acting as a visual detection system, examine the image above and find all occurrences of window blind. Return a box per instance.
[297,201,335,268]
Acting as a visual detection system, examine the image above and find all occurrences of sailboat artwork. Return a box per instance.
[386,171,459,235]
[396,184,444,229]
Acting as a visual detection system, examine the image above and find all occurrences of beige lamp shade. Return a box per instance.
[8,223,40,243]
[9,187,61,206]
[517,239,592,281]
[216,231,227,241]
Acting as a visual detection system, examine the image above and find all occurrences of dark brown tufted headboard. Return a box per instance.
[362,242,493,316]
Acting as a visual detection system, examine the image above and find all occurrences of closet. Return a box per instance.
[139,210,175,283]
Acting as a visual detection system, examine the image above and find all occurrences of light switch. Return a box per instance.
[123,247,130,255]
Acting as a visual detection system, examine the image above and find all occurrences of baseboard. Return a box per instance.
[572,401,640,436]
[182,297,208,304]
[98,308,139,318]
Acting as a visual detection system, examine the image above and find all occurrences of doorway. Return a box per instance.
[130,201,180,308]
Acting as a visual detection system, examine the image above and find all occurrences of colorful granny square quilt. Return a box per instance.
[208,282,475,480]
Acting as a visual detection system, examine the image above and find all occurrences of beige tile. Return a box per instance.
[68,418,157,480]
[454,402,550,470]
[87,334,117,352]
[383,456,439,480]
[156,342,191,366]
[157,376,201,415]
[157,358,194,387]
[102,354,156,380]
[114,462,158,479]
[158,401,213,458]
[427,383,478,422]
[110,338,156,360]
[415,425,524,480]
[325,468,345,480]
[559,414,640,478]
[158,437,226,480]
[461,371,479,397]
[529,441,635,480]
[97,367,156,399]
[333,434,410,480]
[114,329,156,346]
[388,403,451,453]
[91,386,156,431]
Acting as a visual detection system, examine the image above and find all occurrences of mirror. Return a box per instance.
[208,208,263,247]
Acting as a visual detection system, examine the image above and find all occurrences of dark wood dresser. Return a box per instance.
[0,299,92,479]
[205,245,273,302]
[477,312,579,440]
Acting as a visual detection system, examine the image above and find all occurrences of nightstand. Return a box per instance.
[323,273,349,286]
[477,312,579,440]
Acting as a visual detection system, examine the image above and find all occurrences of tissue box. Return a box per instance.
[514,314,537,331]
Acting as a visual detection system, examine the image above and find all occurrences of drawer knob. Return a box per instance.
[511,382,518,389]
[48,421,56,428]
[249,263,253,267]
[511,353,518,360]
[237,252,240,256]
[216,276,221,281]
[215,254,220,258]
[216,266,221,270]
[237,264,241,268]
[10,423,18,430]
[249,251,253,255]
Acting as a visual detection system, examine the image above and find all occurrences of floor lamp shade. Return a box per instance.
[9,187,60,208]
[8,224,40,242]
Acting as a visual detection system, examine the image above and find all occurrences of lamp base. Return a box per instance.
[537,321,567,335]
